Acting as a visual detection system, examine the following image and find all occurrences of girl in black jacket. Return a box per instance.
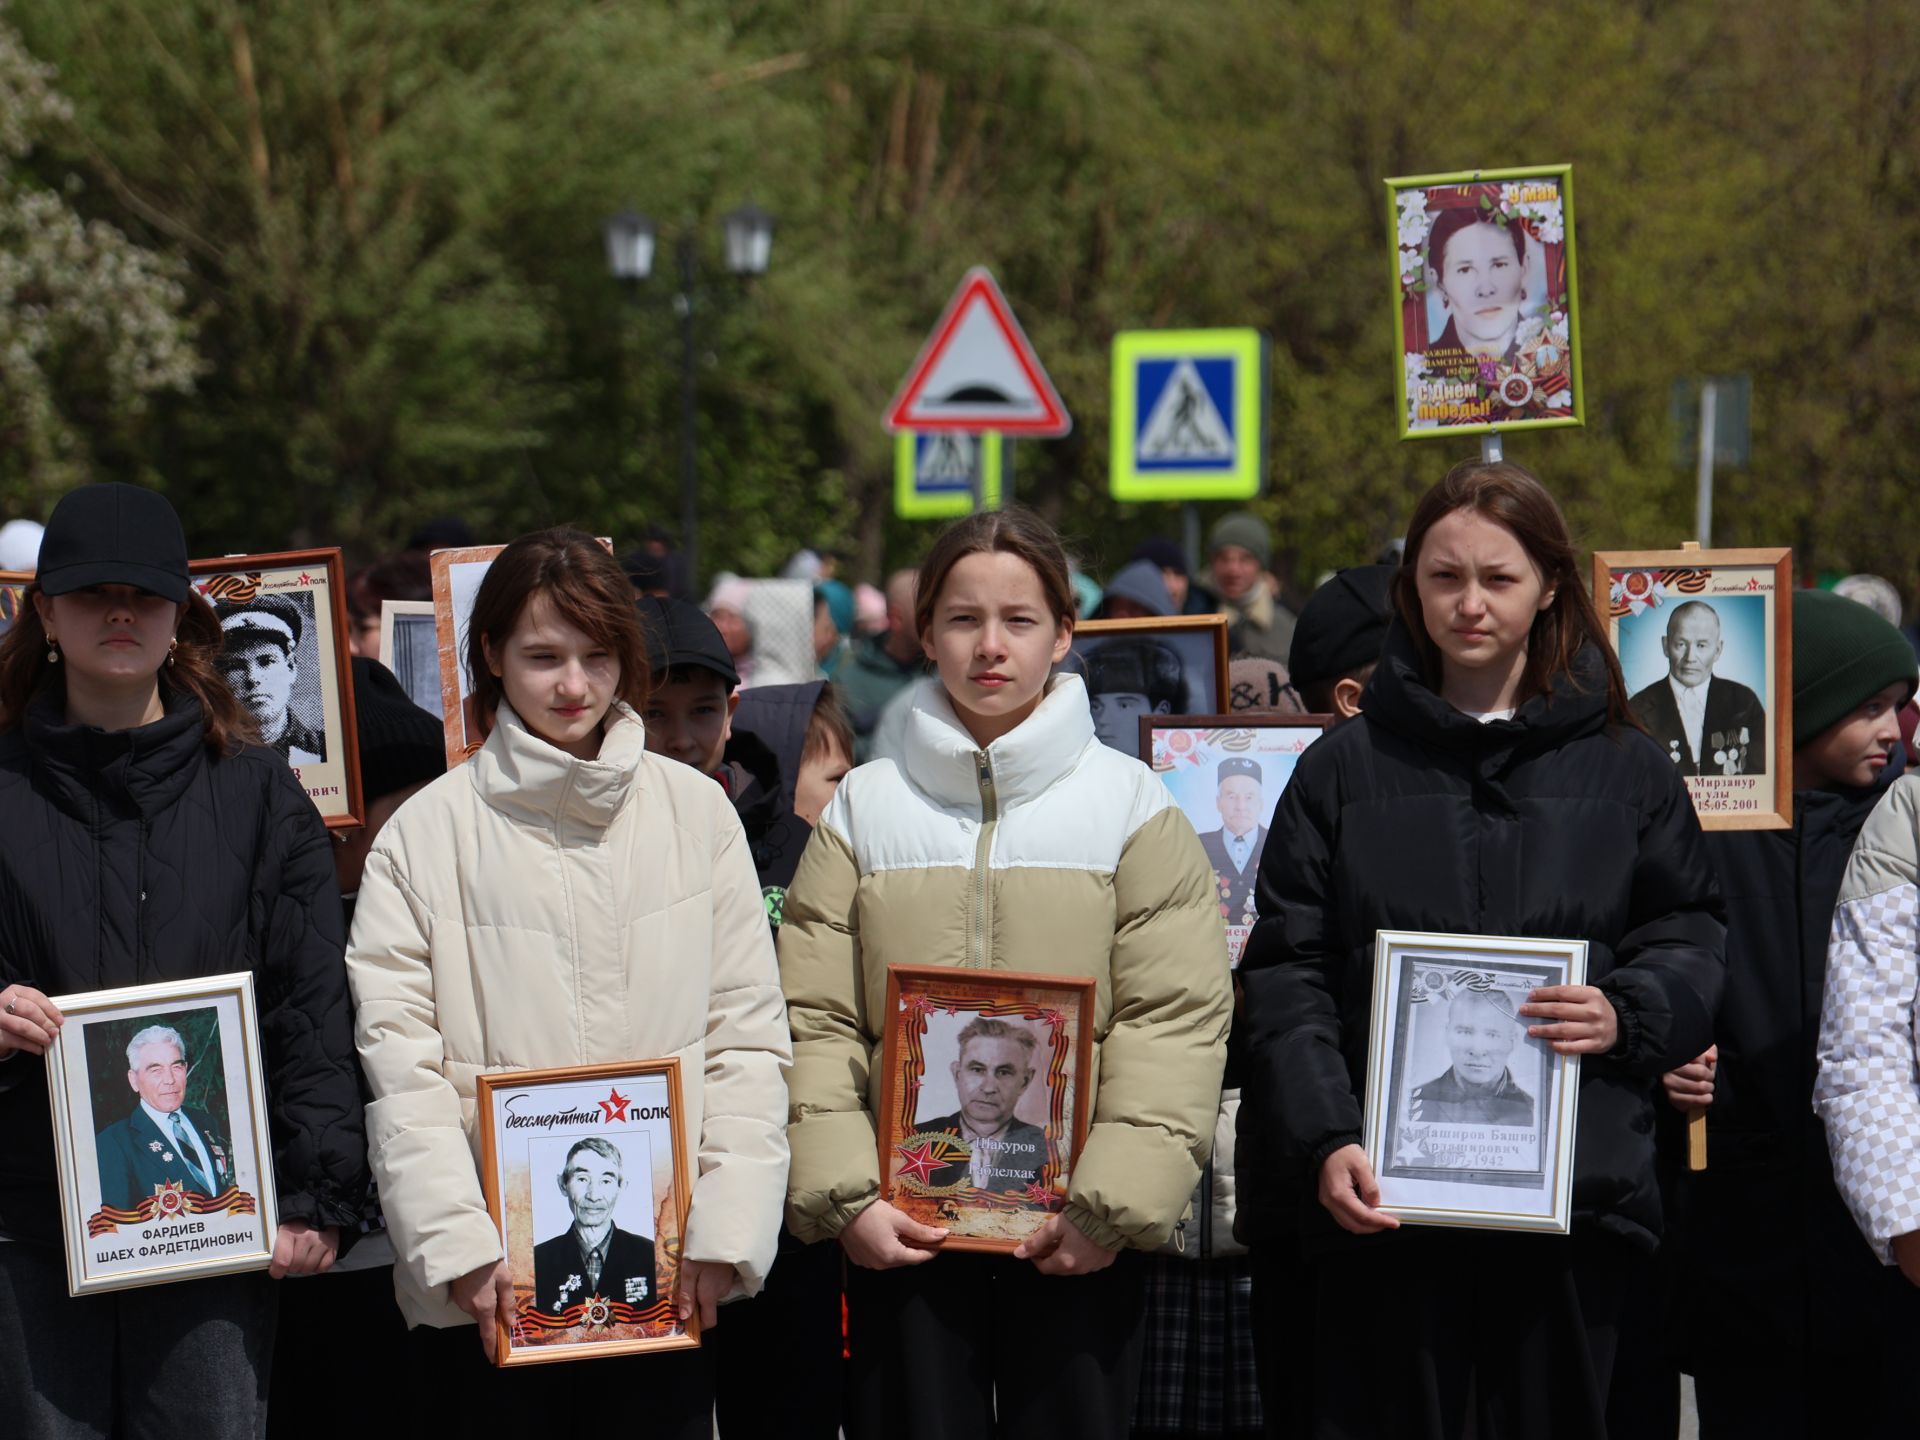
[1238,462,1724,1440]
[0,484,366,1440]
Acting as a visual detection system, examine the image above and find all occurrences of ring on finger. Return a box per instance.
[3,999,13,1014]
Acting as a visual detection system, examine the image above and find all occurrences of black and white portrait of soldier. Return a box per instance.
[1195,756,1266,926]
[214,592,328,764]
[530,1136,657,1315]
[1082,639,1185,753]
[916,1017,1049,1194]
[1409,989,1536,1127]
[1627,599,1767,777]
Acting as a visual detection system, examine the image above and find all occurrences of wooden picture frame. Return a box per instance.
[377,599,443,719]
[1362,930,1586,1234]
[191,549,363,829]
[876,965,1097,1254]
[1071,614,1231,754]
[1387,164,1583,440]
[1592,546,1793,830]
[475,1058,698,1366]
[1140,714,1332,966]
[428,544,504,766]
[44,971,279,1295]
[0,569,29,639]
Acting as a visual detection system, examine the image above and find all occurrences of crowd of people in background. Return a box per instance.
[9,470,1920,1440]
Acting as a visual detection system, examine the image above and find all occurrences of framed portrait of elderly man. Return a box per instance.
[42,972,278,1295]
[0,570,28,639]
[476,1058,696,1366]
[1069,615,1230,754]
[1140,715,1331,965]
[191,549,363,829]
[877,965,1097,1253]
[1362,931,1586,1234]
[1388,165,1583,440]
[1593,546,1793,830]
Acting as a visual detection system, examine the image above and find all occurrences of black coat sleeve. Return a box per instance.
[252,759,368,1230]
[1237,751,1362,1168]
[1593,745,1727,1077]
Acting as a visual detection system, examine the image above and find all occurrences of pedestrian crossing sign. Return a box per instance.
[1110,329,1266,500]
[894,430,1004,519]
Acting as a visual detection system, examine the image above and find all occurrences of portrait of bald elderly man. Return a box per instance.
[1196,756,1268,926]
[530,1136,656,1316]
[214,592,327,764]
[1410,989,1535,1127]
[94,1023,234,1211]
[1627,599,1766,777]
[916,1017,1050,1194]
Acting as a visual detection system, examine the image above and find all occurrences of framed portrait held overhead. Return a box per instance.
[1362,931,1585,1234]
[475,1059,696,1366]
[1140,714,1331,965]
[1388,164,1583,441]
[190,549,363,829]
[1070,614,1230,754]
[876,965,1096,1253]
[377,599,444,719]
[1593,546,1793,830]
[42,972,279,1296]
[0,569,27,639]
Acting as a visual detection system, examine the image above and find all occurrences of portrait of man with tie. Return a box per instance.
[1196,756,1268,928]
[93,1021,233,1210]
[913,1017,1050,1195]
[1625,598,1768,778]
[529,1136,657,1317]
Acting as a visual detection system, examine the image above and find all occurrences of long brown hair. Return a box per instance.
[912,506,1078,640]
[0,586,259,754]
[465,528,650,736]
[1391,460,1635,724]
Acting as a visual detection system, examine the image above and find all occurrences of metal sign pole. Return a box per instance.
[1480,430,1503,465]
[1694,380,1718,546]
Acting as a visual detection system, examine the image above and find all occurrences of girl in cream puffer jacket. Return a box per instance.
[347,530,789,1432]
[780,509,1230,1439]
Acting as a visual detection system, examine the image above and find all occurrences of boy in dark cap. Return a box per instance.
[1662,588,1920,1438]
[1287,564,1395,722]
[214,593,327,763]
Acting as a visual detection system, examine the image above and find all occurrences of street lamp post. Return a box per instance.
[604,204,775,593]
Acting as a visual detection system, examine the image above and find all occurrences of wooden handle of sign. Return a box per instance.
[1687,1111,1708,1171]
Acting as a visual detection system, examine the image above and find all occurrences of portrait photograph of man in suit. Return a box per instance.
[529,1135,657,1317]
[92,1019,234,1209]
[1625,598,1768,777]
[914,1017,1050,1194]
[1196,756,1267,928]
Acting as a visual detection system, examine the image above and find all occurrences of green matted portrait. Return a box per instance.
[1387,164,1583,441]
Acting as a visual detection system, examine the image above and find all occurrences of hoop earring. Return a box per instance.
[45,638,59,665]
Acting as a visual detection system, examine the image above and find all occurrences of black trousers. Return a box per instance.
[0,1236,276,1440]
[409,1313,714,1436]
[1247,1237,1315,1440]
[846,1248,1148,1440]
[267,1264,413,1436]
[1303,1229,1636,1440]
[710,1234,845,1438]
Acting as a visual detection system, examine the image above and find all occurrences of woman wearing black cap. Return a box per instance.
[1238,462,1725,1439]
[0,482,367,1440]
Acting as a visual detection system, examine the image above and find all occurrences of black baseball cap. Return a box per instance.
[638,596,740,687]
[1288,565,1396,691]
[36,483,190,603]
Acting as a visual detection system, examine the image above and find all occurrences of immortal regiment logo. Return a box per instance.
[1399,180,1574,429]
[1607,568,1710,619]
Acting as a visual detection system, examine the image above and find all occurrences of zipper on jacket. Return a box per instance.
[969,752,998,968]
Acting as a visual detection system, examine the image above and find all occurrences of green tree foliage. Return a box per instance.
[3,2,1918,598]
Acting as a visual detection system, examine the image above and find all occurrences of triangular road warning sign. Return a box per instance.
[886,268,1071,436]
[1138,359,1233,461]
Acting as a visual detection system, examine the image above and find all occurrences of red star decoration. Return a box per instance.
[598,1087,630,1123]
[893,1140,944,1187]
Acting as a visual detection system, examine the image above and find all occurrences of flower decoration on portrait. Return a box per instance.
[1496,182,1565,243]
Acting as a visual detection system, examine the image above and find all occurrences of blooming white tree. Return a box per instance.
[0,7,197,504]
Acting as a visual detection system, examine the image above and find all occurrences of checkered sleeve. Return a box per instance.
[1815,776,1920,1264]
